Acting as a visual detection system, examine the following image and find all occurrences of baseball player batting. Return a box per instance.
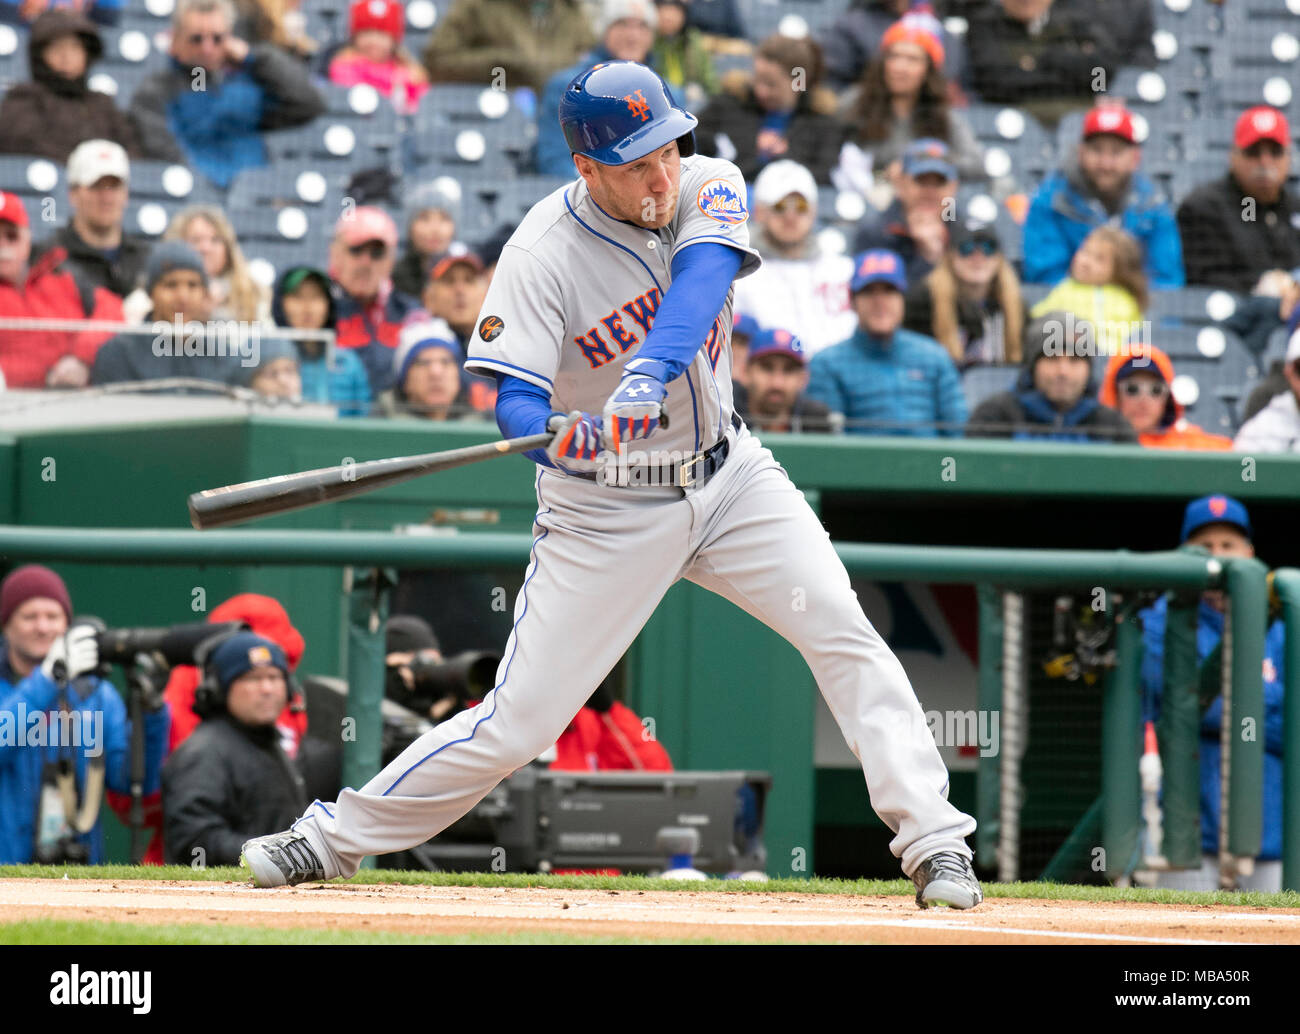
[242,61,981,908]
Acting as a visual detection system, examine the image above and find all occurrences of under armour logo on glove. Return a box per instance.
[604,359,669,449]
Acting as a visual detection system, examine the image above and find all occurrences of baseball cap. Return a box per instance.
[732,312,759,341]
[948,210,1000,252]
[1235,106,1290,150]
[349,0,404,39]
[67,139,130,188]
[1180,494,1251,543]
[431,251,484,281]
[902,138,956,181]
[0,192,28,228]
[1082,105,1136,145]
[335,206,399,249]
[753,159,818,208]
[748,328,807,366]
[850,248,907,294]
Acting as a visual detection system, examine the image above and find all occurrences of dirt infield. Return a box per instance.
[3,878,1300,943]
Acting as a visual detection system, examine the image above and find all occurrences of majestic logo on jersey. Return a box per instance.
[696,179,747,225]
[478,315,505,341]
[573,289,661,369]
[624,90,651,122]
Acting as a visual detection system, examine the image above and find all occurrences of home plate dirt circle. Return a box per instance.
[4,879,1300,943]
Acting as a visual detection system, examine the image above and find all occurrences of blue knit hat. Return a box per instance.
[210,632,289,695]
[393,319,463,387]
[145,241,209,293]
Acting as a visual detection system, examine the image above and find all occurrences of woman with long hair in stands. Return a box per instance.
[162,206,272,326]
[838,12,982,201]
[903,212,1024,369]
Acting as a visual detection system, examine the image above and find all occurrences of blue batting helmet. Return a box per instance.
[559,61,697,166]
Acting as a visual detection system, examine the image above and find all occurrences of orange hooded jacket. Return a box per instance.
[1098,346,1234,451]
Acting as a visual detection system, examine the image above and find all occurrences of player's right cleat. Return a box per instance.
[240,830,326,887]
[911,851,983,910]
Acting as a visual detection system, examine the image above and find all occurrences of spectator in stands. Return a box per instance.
[1097,344,1231,450]
[422,0,594,95]
[394,180,462,298]
[32,141,151,303]
[330,206,429,394]
[551,674,673,772]
[966,310,1137,442]
[1235,329,1300,453]
[964,0,1119,126]
[903,210,1025,368]
[733,328,836,433]
[421,252,496,412]
[0,0,121,27]
[1141,496,1285,892]
[273,266,371,417]
[1023,105,1184,289]
[730,310,757,386]
[91,242,248,387]
[695,33,847,185]
[1073,0,1155,69]
[537,0,658,179]
[129,0,326,188]
[232,0,319,61]
[0,9,144,163]
[161,632,310,866]
[852,137,957,283]
[650,0,717,105]
[164,206,270,325]
[731,160,855,359]
[0,565,169,864]
[821,1,965,94]
[1177,107,1300,297]
[1030,226,1147,355]
[837,12,983,197]
[328,0,429,116]
[238,336,302,401]
[806,248,966,436]
[373,319,483,420]
[0,191,121,389]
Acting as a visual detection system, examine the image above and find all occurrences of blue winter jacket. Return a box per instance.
[805,326,966,437]
[1140,596,1286,859]
[0,643,170,864]
[1023,168,1185,288]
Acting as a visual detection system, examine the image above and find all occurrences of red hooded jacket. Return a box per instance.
[1098,345,1234,451]
[551,701,673,772]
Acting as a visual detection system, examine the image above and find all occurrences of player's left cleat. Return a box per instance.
[240,830,327,887]
[911,851,982,909]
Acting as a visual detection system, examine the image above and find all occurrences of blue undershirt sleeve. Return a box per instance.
[627,242,743,383]
[494,372,558,468]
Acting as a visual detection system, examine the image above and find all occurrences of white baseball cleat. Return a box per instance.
[240,830,327,887]
[911,851,983,909]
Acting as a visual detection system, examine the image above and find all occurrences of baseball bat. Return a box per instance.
[188,429,555,530]
[188,408,668,530]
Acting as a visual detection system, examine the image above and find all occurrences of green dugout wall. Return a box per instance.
[4,417,1299,873]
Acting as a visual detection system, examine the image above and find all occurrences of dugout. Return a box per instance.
[0,408,1296,877]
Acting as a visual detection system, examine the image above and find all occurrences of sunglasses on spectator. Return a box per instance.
[772,197,811,215]
[956,238,998,257]
[1119,380,1168,398]
[187,32,226,44]
[347,241,388,259]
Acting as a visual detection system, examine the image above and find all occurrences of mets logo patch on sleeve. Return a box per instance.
[479,315,505,341]
[697,179,748,225]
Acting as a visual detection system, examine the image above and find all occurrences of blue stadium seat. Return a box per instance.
[1148,287,1245,328]
[409,84,534,173]
[1210,66,1297,117]
[1169,335,1257,435]
[0,22,28,91]
[961,363,1019,415]
[1150,323,1248,361]
[1019,282,1053,311]
[128,159,224,208]
[0,155,67,237]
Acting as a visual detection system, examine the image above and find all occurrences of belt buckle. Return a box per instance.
[677,452,702,488]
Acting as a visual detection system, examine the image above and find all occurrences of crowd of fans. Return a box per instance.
[0,0,1297,447]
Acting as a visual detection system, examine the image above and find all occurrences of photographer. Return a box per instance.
[0,565,169,864]
[162,632,312,867]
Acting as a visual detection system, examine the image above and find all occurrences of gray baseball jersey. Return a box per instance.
[465,154,761,458]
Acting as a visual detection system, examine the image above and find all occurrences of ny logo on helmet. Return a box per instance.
[624,90,651,122]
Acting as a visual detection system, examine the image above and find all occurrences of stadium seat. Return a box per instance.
[1210,65,1297,117]
[1168,336,1258,435]
[961,363,1019,415]
[0,21,28,91]
[409,84,534,173]
[1148,287,1244,328]
[0,155,67,236]
[1019,282,1053,311]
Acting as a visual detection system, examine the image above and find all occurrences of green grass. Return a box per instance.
[3,864,1298,909]
[0,918,742,946]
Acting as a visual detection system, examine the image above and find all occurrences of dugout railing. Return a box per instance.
[0,525,1287,887]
